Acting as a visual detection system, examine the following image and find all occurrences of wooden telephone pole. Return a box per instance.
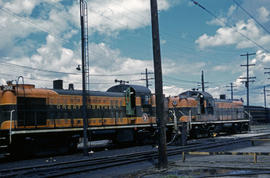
[150,0,168,169]
[240,52,256,108]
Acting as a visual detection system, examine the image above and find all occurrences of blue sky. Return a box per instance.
[1,0,270,106]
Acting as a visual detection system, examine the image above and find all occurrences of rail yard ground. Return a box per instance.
[1,124,270,177]
[122,124,270,178]
[130,141,270,178]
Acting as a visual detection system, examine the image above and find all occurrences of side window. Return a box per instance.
[141,95,151,105]
[207,100,214,115]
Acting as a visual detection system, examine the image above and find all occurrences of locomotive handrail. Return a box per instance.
[178,109,192,131]
[188,110,192,131]
[244,110,253,121]
[9,110,15,144]
[178,110,186,116]
[16,76,26,97]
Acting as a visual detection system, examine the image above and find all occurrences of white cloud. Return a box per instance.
[0,0,178,90]
[257,7,270,23]
[163,85,185,96]
[3,0,39,15]
[0,11,39,57]
[206,5,236,27]
[212,65,230,72]
[162,59,206,75]
[160,39,167,45]
[196,19,270,49]
[68,0,171,35]
[222,50,270,105]
[206,17,226,27]
[228,5,237,17]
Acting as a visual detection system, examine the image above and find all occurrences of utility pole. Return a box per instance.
[240,52,256,109]
[150,0,168,169]
[264,86,266,108]
[199,70,208,92]
[141,68,154,88]
[263,68,270,108]
[263,86,270,108]
[201,70,205,92]
[226,82,237,100]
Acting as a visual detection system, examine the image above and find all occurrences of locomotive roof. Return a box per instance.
[51,89,124,97]
[107,84,151,96]
[179,90,213,99]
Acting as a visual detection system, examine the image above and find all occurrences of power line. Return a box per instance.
[0,60,142,76]
[0,72,116,85]
[190,0,270,53]
[232,0,270,35]
[90,1,235,59]
[164,76,198,84]
[0,6,69,44]
[1,61,79,75]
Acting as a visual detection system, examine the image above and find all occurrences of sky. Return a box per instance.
[1,0,270,106]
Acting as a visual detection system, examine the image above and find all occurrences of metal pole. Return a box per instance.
[247,54,249,108]
[80,0,88,156]
[201,70,205,92]
[141,68,154,88]
[150,0,168,169]
[146,68,149,88]
[264,86,266,108]
[231,83,233,100]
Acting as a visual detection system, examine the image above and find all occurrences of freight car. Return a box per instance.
[245,106,270,123]
[167,90,250,138]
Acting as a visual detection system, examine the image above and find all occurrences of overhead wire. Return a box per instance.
[0,1,241,78]
[0,4,148,79]
[232,0,270,35]
[190,0,270,53]
[90,1,236,57]
[0,72,117,86]
[0,6,70,45]
[3,1,266,93]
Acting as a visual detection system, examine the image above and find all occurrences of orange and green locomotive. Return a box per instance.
[0,80,159,155]
[0,80,249,155]
[167,90,249,138]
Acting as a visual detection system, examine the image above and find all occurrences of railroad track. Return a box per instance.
[250,126,270,134]
[1,133,269,178]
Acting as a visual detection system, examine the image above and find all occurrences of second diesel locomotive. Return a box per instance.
[167,90,249,138]
[0,80,249,155]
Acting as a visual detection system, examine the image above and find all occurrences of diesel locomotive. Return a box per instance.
[168,90,249,138]
[0,80,249,155]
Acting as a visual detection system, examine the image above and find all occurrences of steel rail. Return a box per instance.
[1,133,269,177]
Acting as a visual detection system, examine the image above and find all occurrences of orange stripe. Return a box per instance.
[1,117,158,130]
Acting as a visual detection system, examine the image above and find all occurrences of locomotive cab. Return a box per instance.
[107,84,152,117]
[125,87,136,116]
[198,93,214,115]
[178,90,215,122]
